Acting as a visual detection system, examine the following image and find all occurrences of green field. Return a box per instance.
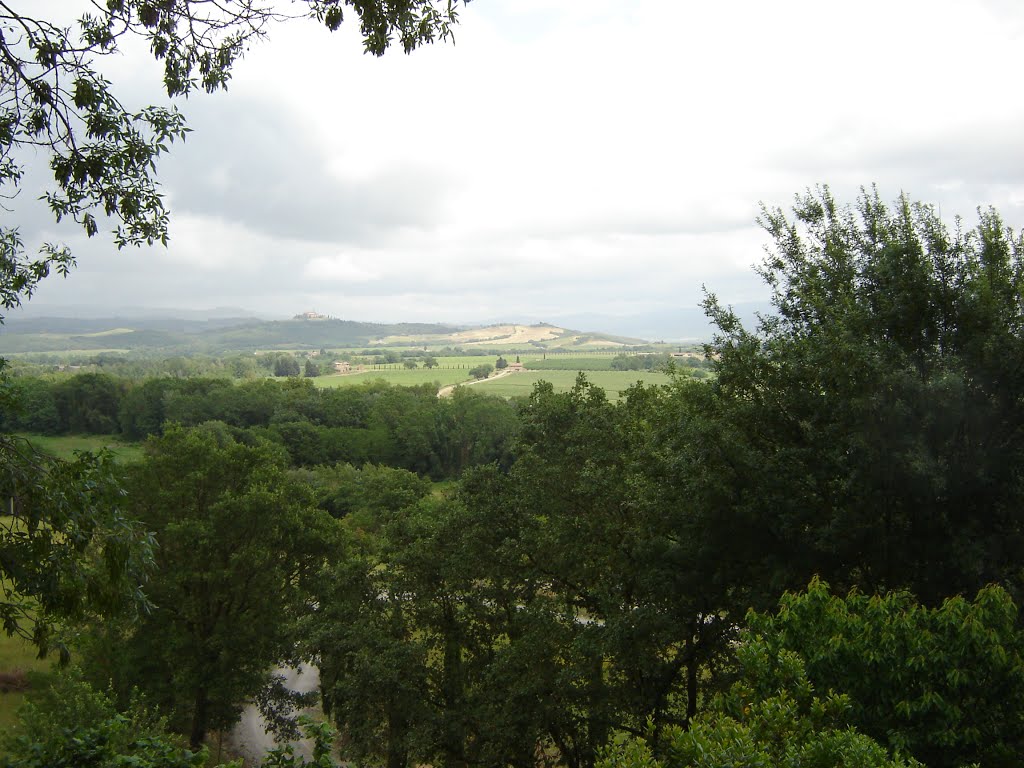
[313,367,473,390]
[0,614,54,733]
[523,356,620,371]
[312,358,672,397]
[471,370,668,400]
[430,353,625,371]
[19,434,145,463]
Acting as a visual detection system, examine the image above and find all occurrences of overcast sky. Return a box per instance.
[8,0,1024,337]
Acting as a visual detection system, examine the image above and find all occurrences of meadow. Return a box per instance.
[472,369,668,400]
[312,354,673,396]
[19,434,145,462]
[0,632,53,732]
[313,367,472,389]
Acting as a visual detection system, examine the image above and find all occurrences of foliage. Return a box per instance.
[0,363,153,659]
[262,716,339,768]
[313,377,740,768]
[0,669,238,768]
[701,186,1024,603]
[275,354,302,377]
[468,363,493,380]
[598,653,919,768]
[743,578,1024,768]
[608,353,670,371]
[80,424,340,747]
[0,232,75,327]
[300,462,432,531]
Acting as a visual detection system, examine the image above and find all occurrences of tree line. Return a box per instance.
[0,375,519,479]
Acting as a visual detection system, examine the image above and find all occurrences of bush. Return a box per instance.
[0,671,235,768]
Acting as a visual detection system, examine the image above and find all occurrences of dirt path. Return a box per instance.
[438,367,518,398]
[224,664,321,766]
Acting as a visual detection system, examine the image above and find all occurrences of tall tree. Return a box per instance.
[0,412,153,659]
[85,423,339,747]
[701,187,1024,603]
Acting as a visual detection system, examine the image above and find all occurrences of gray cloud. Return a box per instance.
[159,97,452,245]
[8,0,1024,333]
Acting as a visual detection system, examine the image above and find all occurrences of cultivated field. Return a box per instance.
[311,354,676,395]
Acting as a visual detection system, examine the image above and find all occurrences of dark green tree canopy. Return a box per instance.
[741,579,1024,768]
[702,186,1024,603]
[85,424,340,747]
[0,361,154,658]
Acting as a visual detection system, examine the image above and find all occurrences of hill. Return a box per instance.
[0,317,649,355]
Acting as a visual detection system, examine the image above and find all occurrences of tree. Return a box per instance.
[403,359,418,369]
[422,356,438,369]
[317,377,738,768]
[0,670,235,768]
[0,364,153,659]
[468,363,492,380]
[744,579,1024,768]
[304,358,321,377]
[52,372,125,433]
[494,356,508,370]
[598,637,919,768]
[700,186,1024,603]
[274,353,301,377]
[83,424,339,748]
[0,0,465,698]
[432,386,519,476]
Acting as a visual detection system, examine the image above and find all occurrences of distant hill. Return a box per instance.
[0,317,651,355]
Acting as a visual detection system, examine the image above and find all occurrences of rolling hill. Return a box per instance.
[0,317,649,355]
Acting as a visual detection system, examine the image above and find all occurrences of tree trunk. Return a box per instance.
[685,633,699,725]
[189,685,209,749]
[386,706,409,768]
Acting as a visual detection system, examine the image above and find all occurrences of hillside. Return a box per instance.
[0,317,649,355]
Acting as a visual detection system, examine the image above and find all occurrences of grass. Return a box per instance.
[523,356,619,371]
[0,622,55,733]
[18,434,145,463]
[312,359,672,398]
[472,370,668,400]
[313,367,473,390]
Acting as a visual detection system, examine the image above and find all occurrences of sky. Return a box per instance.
[7,0,1024,339]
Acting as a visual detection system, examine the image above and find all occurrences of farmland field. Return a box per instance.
[523,356,620,371]
[472,369,668,400]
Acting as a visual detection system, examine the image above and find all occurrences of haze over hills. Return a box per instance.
[0,315,654,355]
[3,301,774,348]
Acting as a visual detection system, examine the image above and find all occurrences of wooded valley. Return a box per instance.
[3,189,1024,768]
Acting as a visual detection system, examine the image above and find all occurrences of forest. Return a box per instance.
[2,188,1024,768]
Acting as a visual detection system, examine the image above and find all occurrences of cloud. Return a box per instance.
[303,254,381,283]
[10,0,1024,334]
